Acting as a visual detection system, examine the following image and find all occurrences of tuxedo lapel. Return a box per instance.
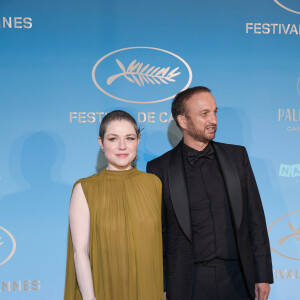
[212,142,243,232]
[168,142,192,243]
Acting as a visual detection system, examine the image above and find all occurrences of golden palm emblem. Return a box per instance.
[107,59,181,86]
[278,222,300,245]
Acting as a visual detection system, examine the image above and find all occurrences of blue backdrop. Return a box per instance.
[1,0,300,299]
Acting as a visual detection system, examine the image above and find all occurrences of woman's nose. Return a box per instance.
[118,139,126,149]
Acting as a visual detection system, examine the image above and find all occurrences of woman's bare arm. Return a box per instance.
[69,183,95,300]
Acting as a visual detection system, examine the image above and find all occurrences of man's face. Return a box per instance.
[180,92,218,143]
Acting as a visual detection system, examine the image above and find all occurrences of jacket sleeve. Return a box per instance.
[146,162,167,291]
[243,147,274,284]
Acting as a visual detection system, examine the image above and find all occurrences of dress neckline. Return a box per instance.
[101,166,139,179]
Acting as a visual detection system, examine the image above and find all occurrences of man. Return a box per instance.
[147,87,273,300]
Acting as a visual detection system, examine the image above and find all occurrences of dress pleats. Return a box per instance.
[64,167,164,300]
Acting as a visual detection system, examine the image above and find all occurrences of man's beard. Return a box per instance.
[186,122,217,143]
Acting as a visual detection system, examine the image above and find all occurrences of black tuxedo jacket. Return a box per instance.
[147,141,273,300]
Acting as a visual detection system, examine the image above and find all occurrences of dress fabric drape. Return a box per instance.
[64,167,164,300]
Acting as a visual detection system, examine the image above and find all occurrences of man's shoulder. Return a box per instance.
[147,148,173,168]
[213,141,246,153]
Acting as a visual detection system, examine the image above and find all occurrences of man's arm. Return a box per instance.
[242,147,273,284]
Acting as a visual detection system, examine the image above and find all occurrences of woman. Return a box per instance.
[64,110,164,300]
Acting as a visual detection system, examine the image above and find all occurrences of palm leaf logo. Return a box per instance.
[278,222,300,245]
[107,59,181,86]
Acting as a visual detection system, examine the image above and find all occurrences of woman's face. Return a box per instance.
[98,120,139,171]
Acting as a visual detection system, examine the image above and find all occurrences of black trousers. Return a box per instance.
[191,259,254,300]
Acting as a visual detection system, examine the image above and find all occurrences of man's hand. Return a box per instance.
[255,283,270,300]
[164,292,167,300]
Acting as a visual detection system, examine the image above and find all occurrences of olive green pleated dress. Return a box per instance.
[64,167,164,300]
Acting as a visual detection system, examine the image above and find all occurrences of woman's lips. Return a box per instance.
[116,154,129,158]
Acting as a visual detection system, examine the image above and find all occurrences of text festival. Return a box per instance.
[70,112,174,124]
[246,23,300,35]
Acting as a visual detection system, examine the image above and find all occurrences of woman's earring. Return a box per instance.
[133,155,138,165]
[101,148,104,153]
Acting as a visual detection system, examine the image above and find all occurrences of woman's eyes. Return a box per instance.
[108,137,135,141]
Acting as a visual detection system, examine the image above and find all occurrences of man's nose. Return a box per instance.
[210,113,217,124]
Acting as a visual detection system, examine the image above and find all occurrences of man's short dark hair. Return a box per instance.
[99,110,138,141]
[171,86,211,128]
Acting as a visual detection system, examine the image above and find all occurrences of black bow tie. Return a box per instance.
[187,147,214,166]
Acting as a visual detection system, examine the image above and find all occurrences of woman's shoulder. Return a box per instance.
[135,171,162,199]
[72,172,102,189]
[136,170,162,186]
